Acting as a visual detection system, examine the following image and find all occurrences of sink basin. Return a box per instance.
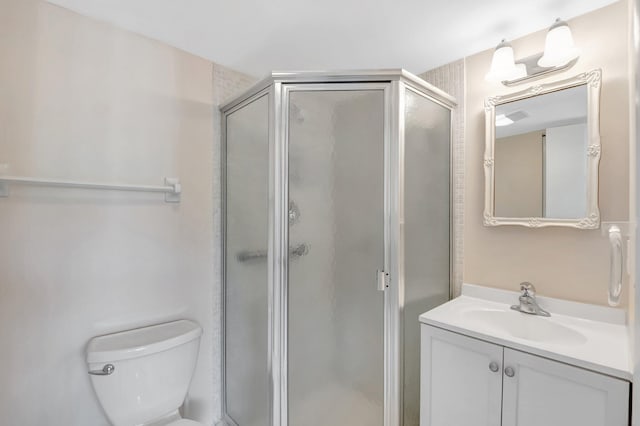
[463,309,587,346]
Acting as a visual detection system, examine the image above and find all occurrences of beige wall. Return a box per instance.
[464,1,630,306]
[0,1,218,424]
[494,130,544,218]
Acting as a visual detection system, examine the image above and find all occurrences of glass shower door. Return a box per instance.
[286,87,387,426]
[402,88,451,425]
[224,93,270,426]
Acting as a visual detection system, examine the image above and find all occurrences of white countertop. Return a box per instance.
[419,284,632,381]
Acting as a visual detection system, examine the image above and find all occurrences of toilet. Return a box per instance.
[86,320,204,426]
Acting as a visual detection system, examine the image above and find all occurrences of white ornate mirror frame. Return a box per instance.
[483,69,602,229]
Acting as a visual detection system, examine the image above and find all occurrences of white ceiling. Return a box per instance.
[47,0,618,77]
[496,85,588,138]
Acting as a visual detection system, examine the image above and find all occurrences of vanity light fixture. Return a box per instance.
[487,18,580,87]
[538,18,580,67]
[485,39,527,82]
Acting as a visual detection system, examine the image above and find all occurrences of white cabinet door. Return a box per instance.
[420,325,503,426]
[501,348,629,426]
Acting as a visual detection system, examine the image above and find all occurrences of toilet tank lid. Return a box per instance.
[86,320,202,363]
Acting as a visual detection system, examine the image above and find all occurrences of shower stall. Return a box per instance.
[221,70,455,426]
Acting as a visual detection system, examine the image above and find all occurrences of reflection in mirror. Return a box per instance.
[494,85,587,219]
[483,69,601,228]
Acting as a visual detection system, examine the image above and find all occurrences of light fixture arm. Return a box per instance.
[501,53,579,87]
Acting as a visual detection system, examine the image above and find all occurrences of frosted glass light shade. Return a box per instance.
[538,19,580,67]
[485,40,527,82]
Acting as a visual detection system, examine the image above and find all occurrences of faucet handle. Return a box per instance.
[519,282,535,296]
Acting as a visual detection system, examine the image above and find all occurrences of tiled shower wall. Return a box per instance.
[419,60,466,296]
[212,64,258,423]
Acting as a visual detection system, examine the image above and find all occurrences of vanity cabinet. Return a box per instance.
[420,325,630,426]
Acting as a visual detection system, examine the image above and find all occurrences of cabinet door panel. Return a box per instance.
[420,325,503,426]
[502,348,629,426]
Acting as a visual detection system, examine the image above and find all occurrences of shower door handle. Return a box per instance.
[377,270,389,291]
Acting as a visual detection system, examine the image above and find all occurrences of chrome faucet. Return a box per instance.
[510,282,550,317]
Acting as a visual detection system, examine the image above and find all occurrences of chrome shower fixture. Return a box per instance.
[289,200,300,225]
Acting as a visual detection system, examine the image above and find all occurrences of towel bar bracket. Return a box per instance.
[164,178,181,203]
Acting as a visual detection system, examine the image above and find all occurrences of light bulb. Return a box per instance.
[538,18,580,68]
[485,39,527,82]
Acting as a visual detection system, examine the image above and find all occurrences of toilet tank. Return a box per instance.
[86,320,202,426]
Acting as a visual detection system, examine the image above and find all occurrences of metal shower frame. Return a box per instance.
[220,70,456,426]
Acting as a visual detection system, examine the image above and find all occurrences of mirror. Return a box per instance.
[483,69,601,228]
